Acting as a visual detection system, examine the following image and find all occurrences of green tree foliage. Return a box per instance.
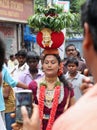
[34,0,47,12]
[70,0,86,13]
[66,0,86,37]
[34,0,46,6]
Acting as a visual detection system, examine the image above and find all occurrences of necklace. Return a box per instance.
[45,89,54,108]
[45,77,58,83]
[45,77,58,90]
[39,80,61,130]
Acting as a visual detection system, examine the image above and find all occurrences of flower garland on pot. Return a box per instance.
[38,81,61,130]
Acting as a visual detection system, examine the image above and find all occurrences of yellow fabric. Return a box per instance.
[3,83,15,113]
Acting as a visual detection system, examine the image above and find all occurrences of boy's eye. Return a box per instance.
[68,65,75,67]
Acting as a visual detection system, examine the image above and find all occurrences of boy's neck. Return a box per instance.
[69,71,78,78]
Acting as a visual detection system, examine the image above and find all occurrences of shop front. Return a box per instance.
[0,0,34,57]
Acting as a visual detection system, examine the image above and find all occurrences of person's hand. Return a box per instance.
[11,112,23,130]
[80,77,93,94]
[83,68,89,76]
[11,104,40,130]
[21,104,40,130]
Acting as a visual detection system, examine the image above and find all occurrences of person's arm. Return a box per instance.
[64,96,76,112]
[3,67,28,89]
[0,72,2,86]
[69,96,76,106]
[3,83,11,98]
[64,88,76,112]
[16,82,28,89]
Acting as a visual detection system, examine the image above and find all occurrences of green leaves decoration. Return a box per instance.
[28,5,76,32]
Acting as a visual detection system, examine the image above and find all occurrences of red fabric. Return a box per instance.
[36,31,64,49]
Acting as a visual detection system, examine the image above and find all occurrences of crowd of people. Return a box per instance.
[0,0,97,130]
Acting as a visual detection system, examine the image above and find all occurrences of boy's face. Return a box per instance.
[27,58,39,69]
[67,63,78,74]
[17,56,26,66]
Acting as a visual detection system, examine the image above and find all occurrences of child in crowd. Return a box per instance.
[65,57,86,100]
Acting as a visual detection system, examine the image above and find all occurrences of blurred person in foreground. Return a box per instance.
[12,0,97,130]
[0,38,28,130]
[52,0,97,129]
[0,38,6,130]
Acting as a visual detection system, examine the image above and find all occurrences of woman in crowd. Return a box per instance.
[12,49,76,130]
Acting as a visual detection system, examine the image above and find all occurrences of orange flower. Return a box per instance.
[57,62,64,76]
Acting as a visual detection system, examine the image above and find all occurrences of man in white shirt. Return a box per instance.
[12,50,29,91]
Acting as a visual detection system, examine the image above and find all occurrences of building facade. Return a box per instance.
[0,0,34,58]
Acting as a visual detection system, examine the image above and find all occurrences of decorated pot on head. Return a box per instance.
[28,5,66,50]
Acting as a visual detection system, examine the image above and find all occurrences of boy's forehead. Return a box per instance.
[28,58,37,61]
[18,56,26,58]
[67,63,77,66]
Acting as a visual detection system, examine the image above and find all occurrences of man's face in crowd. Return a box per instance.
[66,46,77,58]
[17,56,26,66]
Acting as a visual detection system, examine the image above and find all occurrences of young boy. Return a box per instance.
[65,57,86,100]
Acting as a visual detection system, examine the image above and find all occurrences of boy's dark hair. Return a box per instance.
[0,38,5,71]
[17,50,27,58]
[81,0,97,52]
[26,51,40,62]
[9,54,14,59]
[66,57,79,67]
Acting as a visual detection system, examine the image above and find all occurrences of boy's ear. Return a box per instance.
[83,22,93,49]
